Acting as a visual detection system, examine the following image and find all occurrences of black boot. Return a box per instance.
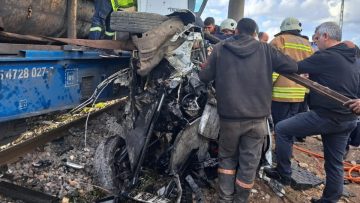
[218,173,235,203]
[263,167,291,186]
[234,185,250,203]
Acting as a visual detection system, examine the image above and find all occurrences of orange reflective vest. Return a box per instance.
[271,34,313,102]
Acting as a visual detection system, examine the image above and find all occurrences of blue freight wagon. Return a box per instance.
[0,45,130,141]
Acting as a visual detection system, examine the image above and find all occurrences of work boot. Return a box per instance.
[263,167,291,186]
[234,185,251,203]
[218,173,235,203]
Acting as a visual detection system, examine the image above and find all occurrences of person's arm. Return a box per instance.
[199,44,219,83]
[297,51,329,74]
[270,45,298,74]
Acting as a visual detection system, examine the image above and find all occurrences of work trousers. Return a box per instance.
[89,0,114,40]
[271,101,301,126]
[275,111,356,203]
[218,118,267,203]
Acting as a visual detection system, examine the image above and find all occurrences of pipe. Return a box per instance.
[67,0,78,38]
[228,0,245,22]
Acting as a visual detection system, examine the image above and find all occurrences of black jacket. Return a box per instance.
[199,34,298,120]
[298,43,360,120]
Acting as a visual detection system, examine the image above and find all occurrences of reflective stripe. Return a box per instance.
[105,31,115,36]
[218,168,236,175]
[90,27,102,32]
[111,0,134,11]
[236,179,254,189]
[273,87,307,93]
[273,87,306,99]
[273,93,305,99]
[283,42,312,53]
[272,72,280,82]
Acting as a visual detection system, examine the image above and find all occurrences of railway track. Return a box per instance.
[0,98,127,165]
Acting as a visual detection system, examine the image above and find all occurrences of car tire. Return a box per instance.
[110,12,169,33]
[94,135,131,193]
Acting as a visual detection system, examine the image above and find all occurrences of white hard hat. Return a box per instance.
[220,18,237,31]
[280,17,302,32]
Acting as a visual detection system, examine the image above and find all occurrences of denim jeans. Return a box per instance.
[275,111,356,203]
[348,119,360,147]
[89,0,114,40]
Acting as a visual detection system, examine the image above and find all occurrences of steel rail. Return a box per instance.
[0,98,127,165]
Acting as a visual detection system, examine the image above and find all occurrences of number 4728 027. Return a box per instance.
[0,67,52,80]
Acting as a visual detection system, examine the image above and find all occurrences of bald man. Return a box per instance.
[258,32,269,43]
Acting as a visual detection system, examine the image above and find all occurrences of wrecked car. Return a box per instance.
[92,10,272,202]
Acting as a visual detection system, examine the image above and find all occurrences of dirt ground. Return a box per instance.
[0,118,358,203]
[248,136,359,203]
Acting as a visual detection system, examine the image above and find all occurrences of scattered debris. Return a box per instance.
[65,161,84,170]
[291,164,324,190]
[32,160,52,168]
[185,175,205,203]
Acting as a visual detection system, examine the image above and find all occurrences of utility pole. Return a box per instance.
[339,0,344,34]
[228,0,245,22]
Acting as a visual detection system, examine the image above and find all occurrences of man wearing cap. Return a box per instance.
[270,17,313,127]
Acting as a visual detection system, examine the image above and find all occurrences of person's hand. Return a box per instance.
[344,99,360,115]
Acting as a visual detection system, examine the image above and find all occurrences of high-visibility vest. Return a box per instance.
[271,34,313,102]
[110,0,135,11]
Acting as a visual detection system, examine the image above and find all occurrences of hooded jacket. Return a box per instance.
[298,43,360,120]
[199,34,298,120]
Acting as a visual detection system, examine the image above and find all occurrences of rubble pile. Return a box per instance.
[0,113,122,202]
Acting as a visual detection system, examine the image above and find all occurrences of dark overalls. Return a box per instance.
[89,0,115,40]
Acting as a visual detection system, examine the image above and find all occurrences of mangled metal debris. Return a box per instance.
[92,10,220,202]
[65,161,84,170]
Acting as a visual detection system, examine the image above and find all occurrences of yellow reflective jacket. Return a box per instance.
[271,34,313,102]
[110,0,135,11]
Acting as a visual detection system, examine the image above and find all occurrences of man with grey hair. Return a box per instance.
[265,21,360,203]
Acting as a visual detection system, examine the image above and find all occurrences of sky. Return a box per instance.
[200,0,360,45]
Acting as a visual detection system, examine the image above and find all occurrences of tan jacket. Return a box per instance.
[271,34,313,102]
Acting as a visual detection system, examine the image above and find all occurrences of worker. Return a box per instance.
[258,32,269,43]
[203,17,221,36]
[89,0,135,40]
[271,17,313,126]
[217,18,237,39]
[199,18,298,202]
[265,22,360,203]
